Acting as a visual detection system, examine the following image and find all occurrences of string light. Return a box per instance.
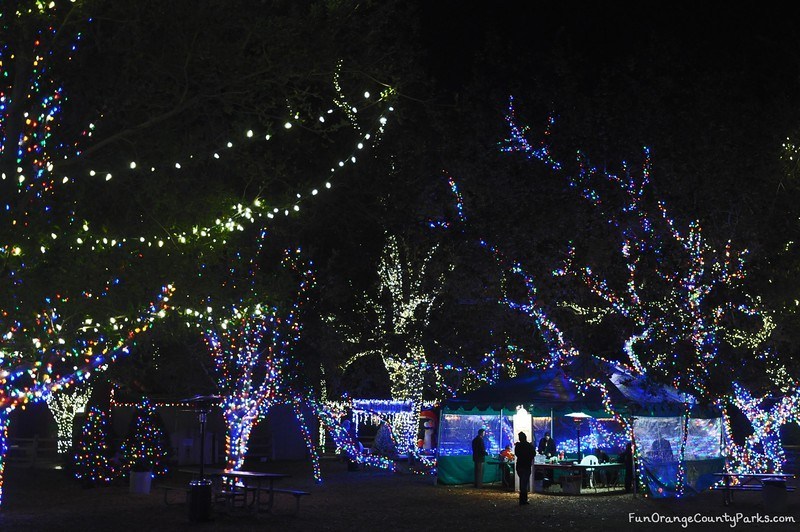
[433,104,794,495]
[119,400,170,477]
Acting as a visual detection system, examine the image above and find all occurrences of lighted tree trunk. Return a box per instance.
[45,386,92,455]
[223,405,260,471]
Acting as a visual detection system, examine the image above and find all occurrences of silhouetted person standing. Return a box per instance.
[514,432,536,505]
[621,442,634,492]
[472,428,487,487]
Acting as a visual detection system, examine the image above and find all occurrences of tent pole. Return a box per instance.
[434,407,443,486]
[631,416,637,498]
[499,407,503,486]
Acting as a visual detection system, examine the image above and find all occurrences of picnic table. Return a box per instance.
[712,472,795,506]
[176,467,310,514]
[216,469,289,513]
[533,461,626,494]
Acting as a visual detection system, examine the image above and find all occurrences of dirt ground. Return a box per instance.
[1,458,798,532]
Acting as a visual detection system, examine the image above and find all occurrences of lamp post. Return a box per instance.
[183,395,220,522]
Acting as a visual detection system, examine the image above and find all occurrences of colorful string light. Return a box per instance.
[73,406,114,485]
[119,400,170,477]
[498,96,799,481]
[202,250,314,470]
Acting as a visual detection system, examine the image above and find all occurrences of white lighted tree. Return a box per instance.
[339,234,449,452]
[44,383,92,455]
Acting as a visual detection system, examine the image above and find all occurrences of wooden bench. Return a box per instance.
[263,488,311,514]
[712,473,795,506]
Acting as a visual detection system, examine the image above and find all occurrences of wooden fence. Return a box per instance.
[5,437,60,467]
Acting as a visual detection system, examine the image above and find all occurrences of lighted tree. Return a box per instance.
[202,250,315,471]
[499,97,799,473]
[73,406,114,485]
[338,234,449,453]
[119,399,170,476]
[0,2,173,505]
[723,384,800,474]
[44,383,92,455]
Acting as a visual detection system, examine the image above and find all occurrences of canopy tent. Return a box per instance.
[436,359,724,496]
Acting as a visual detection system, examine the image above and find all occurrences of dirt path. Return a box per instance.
[1,459,798,531]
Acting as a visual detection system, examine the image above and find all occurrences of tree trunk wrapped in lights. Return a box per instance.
[1,0,399,505]
[339,234,449,454]
[44,384,92,455]
[0,2,174,506]
[203,251,314,471]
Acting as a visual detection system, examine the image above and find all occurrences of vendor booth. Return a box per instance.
[436,359,723,497]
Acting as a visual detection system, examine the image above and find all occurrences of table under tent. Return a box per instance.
[436,360,724,497]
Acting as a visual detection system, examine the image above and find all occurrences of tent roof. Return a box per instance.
[443,358,718,417]
[444,368,614,416]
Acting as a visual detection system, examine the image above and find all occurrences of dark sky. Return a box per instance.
[420,3,798,94]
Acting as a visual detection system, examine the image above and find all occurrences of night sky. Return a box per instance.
[421,3,799,93]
